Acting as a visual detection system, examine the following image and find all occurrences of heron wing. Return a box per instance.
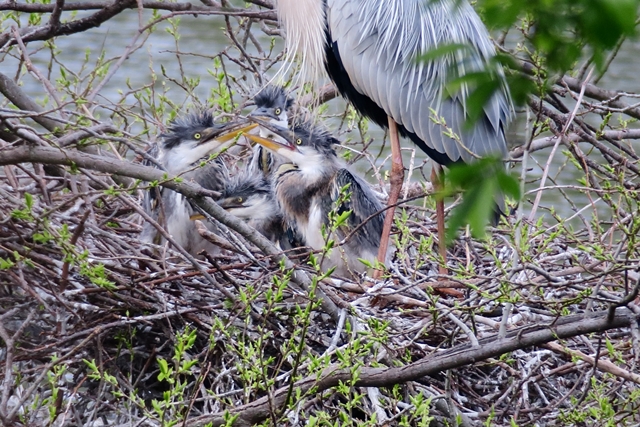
[326,0,513,163]
[191,160,229,193]
[331,169,384,251]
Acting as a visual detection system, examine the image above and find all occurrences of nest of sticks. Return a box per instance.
[0,142,638,426]
[1,2,640,424]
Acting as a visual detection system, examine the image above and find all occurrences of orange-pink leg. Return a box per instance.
[374,117,404,279]
[431,165,448,276]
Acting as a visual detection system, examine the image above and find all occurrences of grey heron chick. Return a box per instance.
[246,119,386,278]
[217,170,285,244]
[248,85,294,177]
[140,111,255,256]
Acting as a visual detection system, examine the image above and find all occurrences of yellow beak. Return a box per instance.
[244,133,292,151]
[215,123,259,143]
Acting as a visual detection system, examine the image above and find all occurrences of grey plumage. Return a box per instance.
[248,120,386,277]
[277,0,513,219]
[278,0,513,164]
[249,85,294,177]
[253,85,294,120]
[325,0,512,163]
[217,170,286,244]
[140,111,236,256]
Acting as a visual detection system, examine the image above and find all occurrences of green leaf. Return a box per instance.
[443,157,520,243]
[25,192,33,211]
[465,77,500,127]
[416,43,473,63]
[496,171,521,200]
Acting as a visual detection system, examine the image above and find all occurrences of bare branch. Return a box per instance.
[0,145,342,321]
[187,307,637,427]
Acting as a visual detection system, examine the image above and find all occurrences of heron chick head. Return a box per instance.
[159,111,256,173]
[218,171,276,221]
[251,85,293,126]
[245,119,339,170]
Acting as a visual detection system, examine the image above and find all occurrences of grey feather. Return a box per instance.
[249,84,294,178]
[331,169,384,261]
[268,120,387,277]
[218,169,289,245]
[326,0,513,163]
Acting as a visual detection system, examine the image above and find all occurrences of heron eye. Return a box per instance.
[193,132,201,140]
[274,108,282,115]
[296,138,302,145]
[237,197,243,203]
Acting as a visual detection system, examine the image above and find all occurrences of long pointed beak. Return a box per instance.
[200,122,259,144]
[250,107,279,121]
[244,134,295,152]
[244,118,296,151]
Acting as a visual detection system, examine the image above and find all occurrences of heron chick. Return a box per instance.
[245,119,386,278]
[248,85,294,177]
[217,170,285,244]
[141,111,255,256]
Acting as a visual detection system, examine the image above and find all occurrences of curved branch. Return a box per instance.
[0,145,342,322]
[187,307,636,427]
[0,73,61,132]
[0,1,277,47]
[0,0,137,47]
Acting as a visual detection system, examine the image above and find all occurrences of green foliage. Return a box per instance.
[442,156,521,243]
[477,0,639,72]
[11,193,34,221]
[424,0,639,127]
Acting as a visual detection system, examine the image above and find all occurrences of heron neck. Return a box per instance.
[294,153,339,187]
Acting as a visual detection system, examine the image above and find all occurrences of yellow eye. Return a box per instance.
[274,108,282,115]
[296,138,302,145]
[236,197,243,203]
[193,133,201,140]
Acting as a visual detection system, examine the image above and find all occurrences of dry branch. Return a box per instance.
[0,145,341,321]
[188,307,637,426]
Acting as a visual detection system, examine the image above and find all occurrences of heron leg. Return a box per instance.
[374,117,404,279]
[431,165,448,276]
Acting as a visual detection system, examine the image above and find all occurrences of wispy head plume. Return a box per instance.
[275,0,327,90]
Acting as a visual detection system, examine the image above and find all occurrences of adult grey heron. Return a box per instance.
[276,0,513,275]
[248,84,294,177]
[140,111,255,256]
[245,119,386,278]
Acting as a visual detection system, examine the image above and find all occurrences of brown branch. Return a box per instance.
[0,73,61,133]
[521,61,640,121]
[543,341,640,385]
[298,84,339,108]
[11,27,66,115]
[47,0,65,35]
[510,129,640,159]
[245,0,274,9]
[0,0,217,13]
[561,75,640,121]
[0,1,277,47]
[186,307,636,426]
[0,0,138,47]
[0,145,342,322]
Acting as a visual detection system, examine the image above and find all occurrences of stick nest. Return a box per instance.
[1,164,638,426]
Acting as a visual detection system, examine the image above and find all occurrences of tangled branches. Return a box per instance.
[1,1,640,426]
